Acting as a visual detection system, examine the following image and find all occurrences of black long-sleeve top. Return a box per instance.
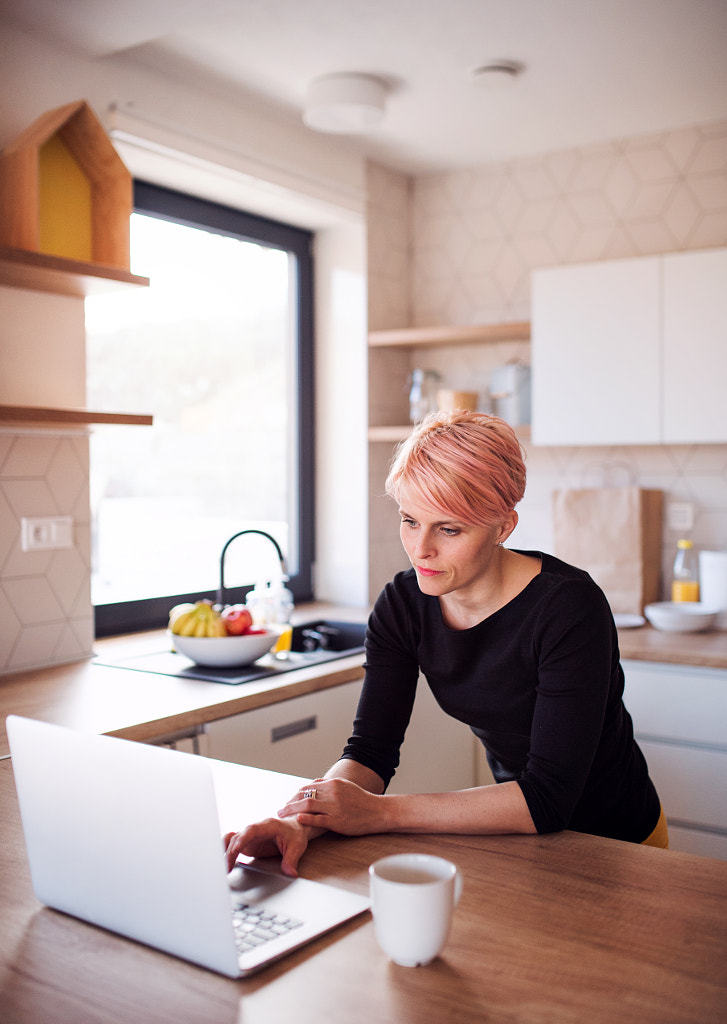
[341,551,661,843]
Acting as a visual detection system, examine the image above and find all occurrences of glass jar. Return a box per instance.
[409,369,441,423]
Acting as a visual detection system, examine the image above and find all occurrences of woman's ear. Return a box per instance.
[497,510,519,545]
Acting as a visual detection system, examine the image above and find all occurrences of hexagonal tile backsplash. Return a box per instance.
[0,430,93,674]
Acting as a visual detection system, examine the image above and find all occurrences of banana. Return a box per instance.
[170,600,227,637]
[171,610,198,636]
[207,616,227,637]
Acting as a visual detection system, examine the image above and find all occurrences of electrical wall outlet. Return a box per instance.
[21,516,74,552]
[667,501,695,533]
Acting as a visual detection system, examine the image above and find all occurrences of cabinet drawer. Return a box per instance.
[623,661,727,748]
[639,740,727,831]
[206,680,363,779]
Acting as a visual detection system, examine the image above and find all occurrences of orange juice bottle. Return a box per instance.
[671,539,700,602]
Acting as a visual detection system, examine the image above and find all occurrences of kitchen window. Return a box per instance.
[86,182,314,636]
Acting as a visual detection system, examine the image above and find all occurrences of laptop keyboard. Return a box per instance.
[232,903,304,953]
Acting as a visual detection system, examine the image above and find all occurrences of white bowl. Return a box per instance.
[169,628,280,667]
[644,602,719,633]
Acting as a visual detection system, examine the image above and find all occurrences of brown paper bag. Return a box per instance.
[552,487,663,615]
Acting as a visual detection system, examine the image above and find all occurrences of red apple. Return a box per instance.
[221,605,253,635]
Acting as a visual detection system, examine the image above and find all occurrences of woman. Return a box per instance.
[225,411,667,876]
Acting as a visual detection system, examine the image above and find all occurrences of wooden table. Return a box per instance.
[1,754,726,1024]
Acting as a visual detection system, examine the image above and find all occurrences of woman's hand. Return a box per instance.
[224,816,311,877]
[278,777,386,835]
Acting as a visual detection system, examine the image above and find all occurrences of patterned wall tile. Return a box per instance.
[0,429,93,674]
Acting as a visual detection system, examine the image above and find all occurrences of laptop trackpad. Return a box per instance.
[229,864,293,903]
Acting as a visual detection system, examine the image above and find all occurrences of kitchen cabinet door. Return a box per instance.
[388,677,479,794]
[623,659,727,859]
[205,681,363,780]
[663,247,727,443]
[205,677,477,793]
[531,257,661,445]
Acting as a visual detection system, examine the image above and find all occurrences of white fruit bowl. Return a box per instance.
[170,628,280,667]
[644,602,719,633]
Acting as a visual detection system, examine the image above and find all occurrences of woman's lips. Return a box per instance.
[417,566,443,577]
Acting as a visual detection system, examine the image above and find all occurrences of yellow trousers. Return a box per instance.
[641,805,669,849]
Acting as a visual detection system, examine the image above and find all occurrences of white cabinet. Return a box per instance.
[532,257,660,445]
[205,677,478,794]
[662,248,727,443]
[390,679,482,794]
[531,247,727,446]
[206,681,363,781]
[623,659,727,859]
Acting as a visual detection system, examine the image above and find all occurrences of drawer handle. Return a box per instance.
[271,716,317,742]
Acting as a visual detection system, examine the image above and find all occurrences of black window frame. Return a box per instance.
[94,180,315,637]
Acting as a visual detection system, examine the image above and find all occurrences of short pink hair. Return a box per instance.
[385,410,526,527]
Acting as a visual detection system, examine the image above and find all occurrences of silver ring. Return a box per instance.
[302,787,317,799]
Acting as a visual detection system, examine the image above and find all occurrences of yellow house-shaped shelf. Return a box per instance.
[0,100,132,270]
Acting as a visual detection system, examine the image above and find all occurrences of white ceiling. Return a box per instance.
[3,0,727,174]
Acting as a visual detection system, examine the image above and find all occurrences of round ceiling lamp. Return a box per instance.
[303,73,388,134]
[471,60,525,89]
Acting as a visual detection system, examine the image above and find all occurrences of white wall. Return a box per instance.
[0,289,87,407]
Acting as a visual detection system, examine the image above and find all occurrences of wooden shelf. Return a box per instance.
[369,423,531,443]
[368,425,414,443]
[0,246,149,298]
[369,322,530,348]
[0,405,153,428]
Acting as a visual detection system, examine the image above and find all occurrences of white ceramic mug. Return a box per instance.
[369,853,463,967]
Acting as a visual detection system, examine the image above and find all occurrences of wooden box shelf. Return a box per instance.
[0,100,133,271]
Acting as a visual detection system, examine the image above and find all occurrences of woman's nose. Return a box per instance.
[413,529,435,559]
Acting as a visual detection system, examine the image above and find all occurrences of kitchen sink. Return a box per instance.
[289,619,367,654]
[94,619,367,686]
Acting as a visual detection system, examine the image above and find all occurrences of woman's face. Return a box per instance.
[397,481,509,600]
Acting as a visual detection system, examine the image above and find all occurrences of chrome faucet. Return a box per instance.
[216,529,287,607]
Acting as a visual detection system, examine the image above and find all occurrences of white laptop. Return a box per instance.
[7,715,370,978]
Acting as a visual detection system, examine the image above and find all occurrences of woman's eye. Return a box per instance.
[400,517,416,528]
[441,527,459,536]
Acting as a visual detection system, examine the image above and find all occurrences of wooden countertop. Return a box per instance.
[617,623,727,669]
[2,754,726,1023]
[0,605,367,757]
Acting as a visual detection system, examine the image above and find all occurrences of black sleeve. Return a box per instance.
[340,579,421,788]
[516,579,616,833]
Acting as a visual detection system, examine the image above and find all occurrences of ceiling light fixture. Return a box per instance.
[471,60,525,89]
[303,73,388,134]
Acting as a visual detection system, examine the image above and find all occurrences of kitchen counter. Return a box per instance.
[1,610,725,758]
[0,603,368,757]
[617,623,727,668]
